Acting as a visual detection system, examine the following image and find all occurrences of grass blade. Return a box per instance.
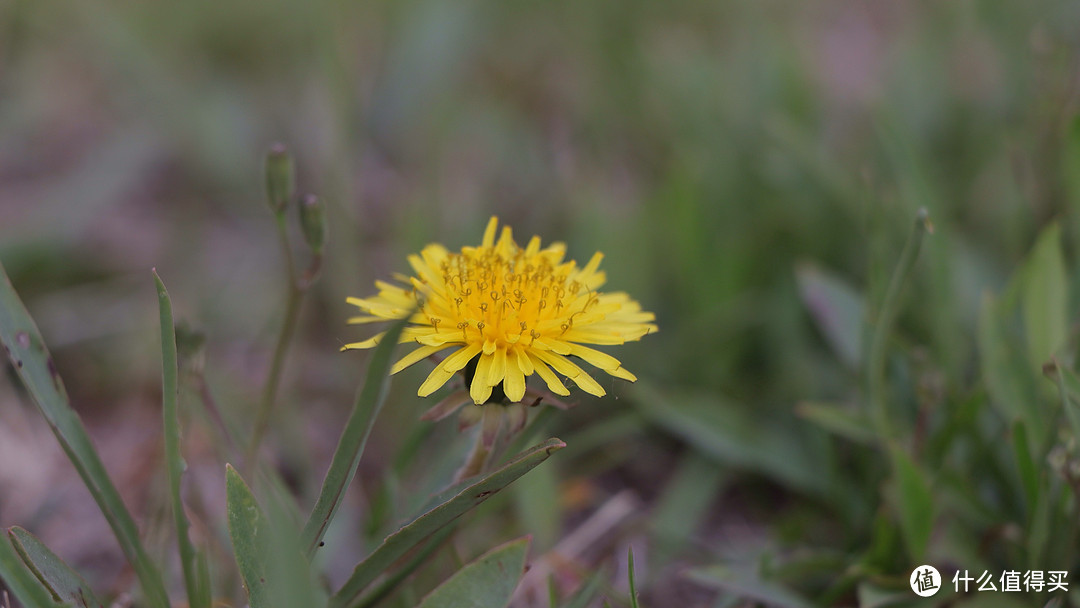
[225,464,271,608]
[866,208,931,443]
[9,527,103,607]
[0,529,65,607]
[154,271,206,608]
[354,525,456,608]
[300,313,412,555]
[627,546,640,608]
[329,438,566,608]
[415,537,530,608]
[0,260,170,608]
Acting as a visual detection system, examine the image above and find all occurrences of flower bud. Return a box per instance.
[298,194,327,253]
[265,143,295,214]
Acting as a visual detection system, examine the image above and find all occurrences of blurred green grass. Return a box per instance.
[3,0,1080,605]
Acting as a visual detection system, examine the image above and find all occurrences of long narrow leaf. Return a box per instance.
[0,261,170,608]
[415,537,530,608]
[300,313,412,555]
[9,527,103,607]
[225,464,271,608]
[330,438,566,608]
[354,525,456,608]
[0,529,66,607]
[155,271,207,608]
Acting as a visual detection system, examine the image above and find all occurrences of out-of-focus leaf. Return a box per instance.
[0,260,170,608]
[977,294,1044,441]
[795,401,875,445]
[652,451,725,562]
[795,262,865,370]
[0,530,65,607]
[1046,362,1080,442]
[416,537,530,608]
[890,449,934,560]
[1021,222,1067,369]
[688,565,813,608]
[9,527,102,608]
[512,455,560,551]
[1010,421,1038,516]
[330,438,565,608]
[225,464,271,608]
[633,384,830,496]
[301,313,411,555]
[562,569,606,608]
[855,582,912,608]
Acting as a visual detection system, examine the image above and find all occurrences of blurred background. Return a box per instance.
[3,0,1080,606]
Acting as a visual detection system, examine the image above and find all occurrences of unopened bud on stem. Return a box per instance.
[299,194,327,253]
[265,143,295,214]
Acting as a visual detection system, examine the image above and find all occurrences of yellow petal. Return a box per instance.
[391,344,452,375]
[527,353,570,396]
[533,350,605,397]
[340,333,384,351]
[471,353,495,404]
[481,216,499,248]
[514,348,534,375]
[504,359,526,402]
[442,342,483,372]
[488,347,507,387]
[581,252,603,276]
[418,366,455,397]
[524,236,541,257]
[346,316,384,325]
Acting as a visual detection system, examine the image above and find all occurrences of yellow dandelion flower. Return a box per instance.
[343,217,657,406]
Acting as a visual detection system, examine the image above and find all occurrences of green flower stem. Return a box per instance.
[247,213,321,464]
[457,431,493,481]
[867,208,932,445]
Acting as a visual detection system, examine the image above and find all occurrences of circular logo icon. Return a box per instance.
[910,565,942,597]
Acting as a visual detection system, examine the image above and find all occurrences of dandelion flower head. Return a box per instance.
[343,217,657,405]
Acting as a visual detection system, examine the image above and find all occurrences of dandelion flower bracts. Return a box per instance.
[344,217,657,405]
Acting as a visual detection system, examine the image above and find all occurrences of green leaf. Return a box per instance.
[1010,420,1039,517]
[416,537,530,608]
[300,313,412,555]
[890,449,934,560]
[0,260,170,608]
[225,464,271,608]
[977,294,1043,441]
[651,452,725,563]
[511,454,560,551]
[1046,361,1080,444]
[1022,222,1067,369]
[688,565,813,608]
[561,569,606,608]
[627,546,640,608]
[632,384,830,496]
[154,271,207,608]
[795,401,875,445]
[795,262,866,370]
[0,530,66,607]
[329,438,566,608]
[9,527,102,607]
[353,525,455,608]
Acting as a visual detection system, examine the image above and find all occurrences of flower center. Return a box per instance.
[427,246,593,347]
